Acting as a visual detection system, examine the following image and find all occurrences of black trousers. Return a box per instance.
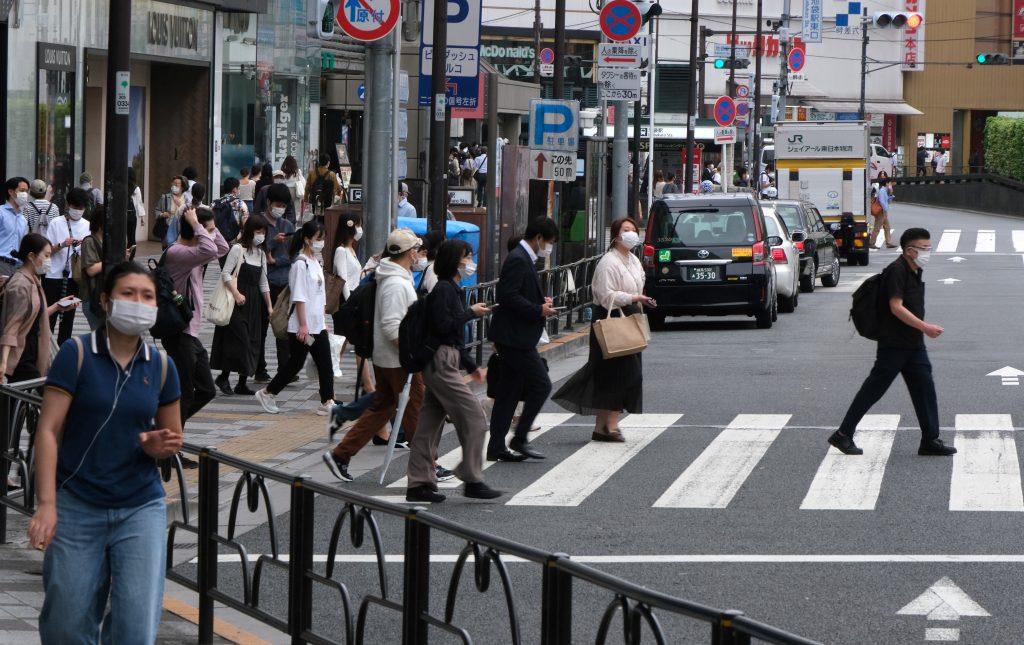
[257,283,291,376]
[162,333,216,426]
[267,331,334,404]
[43,277,80,346]
[838,346,940,442]
[487,343,551,454]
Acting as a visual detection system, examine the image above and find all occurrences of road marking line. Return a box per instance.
[974,230,995,253]
[925,628,960,642]
[1013,230,1024,253]
[653,414,791,509]
[387,412,575,489]
[801,414,899,510]
[935,229,961,253]
[507,417,681,507]
[199,553,1024,564]
[950,414,1023,512]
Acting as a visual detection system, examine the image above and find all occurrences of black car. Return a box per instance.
[643,193,781,329]
[761,200,841,293]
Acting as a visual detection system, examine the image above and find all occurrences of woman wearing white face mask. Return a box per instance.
[553,217,655,442]
[211,215,273,396]
[330,215,377,393]
[256,221,336,415]
[0,234,78,383]
[29,261,184,644]
[44,194,92,344]
[155,175,188,249]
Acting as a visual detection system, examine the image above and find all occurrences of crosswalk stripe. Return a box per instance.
[1013,231,1024,253]
[652,414,791,509]
[506,414,682,507]
[974,230,996,253]
[950,414,1023,512]
[800,415,899,510]
[387,412,575,489]
[935,229,961,254]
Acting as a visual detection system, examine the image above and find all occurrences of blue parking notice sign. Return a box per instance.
[529,99,580,152]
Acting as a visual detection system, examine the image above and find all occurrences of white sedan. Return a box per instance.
[764,210,801,313]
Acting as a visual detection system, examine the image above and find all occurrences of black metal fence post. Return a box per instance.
[288,477,314,645]
[0,390,10,543]
[402,507,430,645]
[541,553,572,645]
[197,449,219,644]
[712,609,744,645]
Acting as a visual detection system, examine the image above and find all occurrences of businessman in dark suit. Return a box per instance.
[487,217,560,461]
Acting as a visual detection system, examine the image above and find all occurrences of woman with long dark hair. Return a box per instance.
[256,220,335,415]
[281,155,305,221]
[211,214,273,395]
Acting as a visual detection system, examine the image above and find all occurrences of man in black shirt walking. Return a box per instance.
[829,227,956,457]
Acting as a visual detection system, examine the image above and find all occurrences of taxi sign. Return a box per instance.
[732,247,752,258]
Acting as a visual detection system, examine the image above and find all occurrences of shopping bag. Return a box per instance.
[305,333,345,379]
[593,306,649,359]
[205,258,242,326]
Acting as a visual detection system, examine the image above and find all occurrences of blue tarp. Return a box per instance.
[397,217,481,287]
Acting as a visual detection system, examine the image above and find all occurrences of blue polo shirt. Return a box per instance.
[46,330,181,508]
[0,202,27,262]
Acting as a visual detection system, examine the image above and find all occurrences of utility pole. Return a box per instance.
[697,26,709,118]
[552,0,566,227]
[533,0,542,85]
[428,0,448,236]
[775,0,792,122]
[751,0,764,188]
[646,15,658,211]
[366,37,395,254]
[728,0,740,171]
[612,100,628,217]
[103,0,129,271]
[859,7,869,120]
[683,0,699,194]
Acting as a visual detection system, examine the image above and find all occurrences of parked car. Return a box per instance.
[763,209,800,313]
[761,200,841,292]
[642,193,780,329]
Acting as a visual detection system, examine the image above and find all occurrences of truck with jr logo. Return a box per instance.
[773,121,871,266]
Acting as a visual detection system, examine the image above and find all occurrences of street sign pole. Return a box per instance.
[428,0,448,236]
[752,0,764,186]
[776,0,792,122]
[103,0,129,275]
[367,36,394,253]
[684,0,699,193]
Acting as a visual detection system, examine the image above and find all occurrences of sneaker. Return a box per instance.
[406,485,446,503]
[372,434,409,448]
[464,481,502,499]
[254,372,271,383]
[827,431,863,455]
[256,389,280,414]
[327,408,343,441]
[316,399,336,416]
[322,451,353,482]
[919,438,957,456]
[435,466,455,482]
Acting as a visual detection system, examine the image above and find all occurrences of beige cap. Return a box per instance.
[386,228,421,255]
[272,169,286,178]
[29,179,47,198]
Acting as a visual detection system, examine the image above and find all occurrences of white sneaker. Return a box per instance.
[256,389,280,414]
[317,399,336,416]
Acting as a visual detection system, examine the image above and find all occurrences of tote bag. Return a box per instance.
[205,252,243,326]
[592,303,650,359]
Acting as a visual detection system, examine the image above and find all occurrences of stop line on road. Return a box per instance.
[370,413,1024,512]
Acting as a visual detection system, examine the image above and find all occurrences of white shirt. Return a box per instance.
[474,153,488,174]
[332,245,362,300]
[288,255,327,334]
[46,216,91,280]
[420,262,439,293]
[935,153,948,173]
[592,249,645,310]
[518,238,539,262]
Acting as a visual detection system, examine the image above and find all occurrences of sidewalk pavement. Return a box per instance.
[0,249,592,643]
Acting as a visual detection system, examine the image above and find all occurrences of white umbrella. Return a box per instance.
[378,374,414,484]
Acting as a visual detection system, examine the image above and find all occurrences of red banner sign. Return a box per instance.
[1015,0,1024,39]
[883,114,897,152]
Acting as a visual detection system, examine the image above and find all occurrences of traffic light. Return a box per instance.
[632,0,664,26]
[714,58,750,70]
[871,12,923,29]
[976,53,1009,65]
[308,0,339,39]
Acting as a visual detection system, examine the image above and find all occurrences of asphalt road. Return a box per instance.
[181,203,1024,644]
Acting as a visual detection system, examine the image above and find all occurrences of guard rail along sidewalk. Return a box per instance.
[1,390,819,644]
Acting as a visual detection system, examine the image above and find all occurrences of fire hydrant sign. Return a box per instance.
[531,151,577,181]
[338,0,400,42]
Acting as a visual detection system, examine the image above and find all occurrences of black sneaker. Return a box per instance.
[322,451,353,482]
[215,376,233,396]
[254,372,271,383]
[435,466,455,482]
[407,485,446,503]
[827,431,864,455]
[464,482,502,499]
[178,453,199,469]
[372,435,409,448]
[919,439,957,456]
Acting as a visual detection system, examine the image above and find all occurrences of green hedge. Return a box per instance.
[985,116,1024,181]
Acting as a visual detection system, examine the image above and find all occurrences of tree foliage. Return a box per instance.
[985,116,1024,181]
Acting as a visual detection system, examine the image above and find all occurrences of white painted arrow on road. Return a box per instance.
[948,256,966,263]
[987,366,1024,386]
[898,577,990,642]
[937,278,961,285]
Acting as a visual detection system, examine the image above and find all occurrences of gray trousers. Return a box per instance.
[408,345,486,489]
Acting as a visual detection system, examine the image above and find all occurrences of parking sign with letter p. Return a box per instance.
[529,99,580,152]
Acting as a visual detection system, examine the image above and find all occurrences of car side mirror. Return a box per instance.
[766,235,783,247]
[791,230,806,242]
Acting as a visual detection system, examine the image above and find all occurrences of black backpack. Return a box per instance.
[212,196,239,242]
[397,294,436,373]
[850,269,889,340]
[310,170,335,214]
[148,253,194,339]
[336,273,377,359]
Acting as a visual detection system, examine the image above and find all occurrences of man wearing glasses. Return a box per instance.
[828,228,957,457]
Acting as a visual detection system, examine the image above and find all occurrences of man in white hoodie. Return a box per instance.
[323,229,429,482]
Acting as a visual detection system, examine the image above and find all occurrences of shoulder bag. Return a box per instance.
[592,295,650,360]
[324,249,347,316]
[205,247,243,326]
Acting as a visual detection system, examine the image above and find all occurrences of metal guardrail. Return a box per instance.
[1,379,820,645]
[891,171,1024,190]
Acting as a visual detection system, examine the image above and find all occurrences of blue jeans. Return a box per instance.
[40,491,167,644]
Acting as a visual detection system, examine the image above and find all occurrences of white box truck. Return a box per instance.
[773,121,871,266]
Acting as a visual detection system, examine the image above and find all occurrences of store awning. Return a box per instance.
[804,100,923,116]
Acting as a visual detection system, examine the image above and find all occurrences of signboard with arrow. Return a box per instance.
[530,151,576,181]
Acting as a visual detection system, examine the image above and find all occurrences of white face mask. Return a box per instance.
[914,249,931,266]
[458,259,477,278]
[412,257,429,272]
[107,299,158,336]
[81,182,92,191]
[36,256,51,275]
[170,186,182,196]
[15,192,29,209]
[619,231,641,249]
[270,206,286,219]
[311,240,325,253]
[536,242,553,258]
[253,234,266,246]
[68,208,85,221]
[354,226,364,241]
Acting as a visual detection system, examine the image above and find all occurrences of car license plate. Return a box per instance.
[686,266,720,281]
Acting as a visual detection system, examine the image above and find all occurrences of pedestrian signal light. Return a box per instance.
[872,12,923,29]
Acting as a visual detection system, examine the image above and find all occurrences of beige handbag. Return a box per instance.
[593,300,650,359]
[205,251,243,326]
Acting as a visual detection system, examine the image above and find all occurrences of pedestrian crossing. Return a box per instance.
[930,228,1024,254]
[373,412,1024,512]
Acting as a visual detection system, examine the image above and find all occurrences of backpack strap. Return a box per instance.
[72,335,85,380]
[157,347,168,390]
